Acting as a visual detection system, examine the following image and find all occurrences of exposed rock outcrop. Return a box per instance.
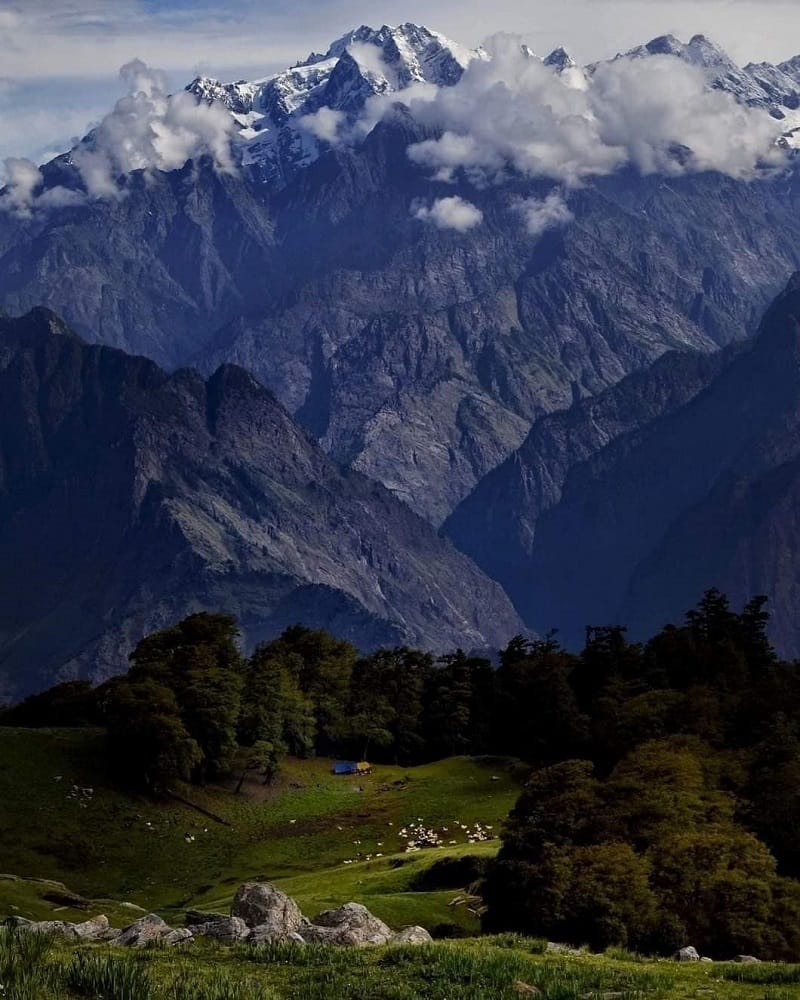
[5,881,435,950]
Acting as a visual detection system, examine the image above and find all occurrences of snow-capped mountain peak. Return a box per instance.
[615,33,800,125]
[544,48,577,72]
[186,22,482,184]
[685,33,734,68]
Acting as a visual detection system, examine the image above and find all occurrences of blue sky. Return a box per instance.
[2,0,800,164]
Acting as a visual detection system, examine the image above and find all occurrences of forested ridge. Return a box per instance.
[5,590,800,959]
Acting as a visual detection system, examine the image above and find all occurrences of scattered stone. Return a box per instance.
[674,946,701,962]
[73,916,110,940]
[700,957,714,963]
[116,913,173,948]
[164,928,194,946]
[513,983,542,996]
[193,917,249,943]
[231,882,304,935]
[391,925,433,945]
[546,942,583,955]
[733,955,761,963]
[12,920,79,939]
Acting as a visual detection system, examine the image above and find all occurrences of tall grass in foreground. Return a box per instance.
[0,931,686,1000]
[721,962,800,984]
[0,927,58,1000]
[166,969,278,1000]
[66,951,154,1000]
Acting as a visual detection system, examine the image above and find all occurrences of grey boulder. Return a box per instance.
[232,882,304,936]
[73,916,111,940]
[674,946,701,962]
[391,925,433,945]
[116,913,173,948]
[303,902,393,947]
[164,928,194,946]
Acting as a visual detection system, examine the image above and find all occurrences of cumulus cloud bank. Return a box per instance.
[392,34,785,186]
[1,58,235,215]
[412,195,484,231]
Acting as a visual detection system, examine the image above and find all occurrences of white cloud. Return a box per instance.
[514,192,573,236]
[300,106,347,145]
[1,158,42,217]
[1,58,235,214]
[412,195,483,231]
[395,35,785,187]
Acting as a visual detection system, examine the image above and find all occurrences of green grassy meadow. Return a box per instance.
[0,727,521,929]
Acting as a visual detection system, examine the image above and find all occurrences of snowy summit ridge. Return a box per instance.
[186,23,482,182]
[185,22,800,188]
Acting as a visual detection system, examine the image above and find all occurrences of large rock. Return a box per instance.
[193,916,249,943]
[232,882,304,936]
[116,913,173,948]
[391,925,433,945]
[674,946,701,962]
[303,902,393,947]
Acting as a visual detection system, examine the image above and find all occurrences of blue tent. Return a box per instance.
[332,761,358,775]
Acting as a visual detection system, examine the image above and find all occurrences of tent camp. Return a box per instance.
[332,761,373,776]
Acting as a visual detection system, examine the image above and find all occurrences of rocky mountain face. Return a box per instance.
[0,309,521,698]
[444,344,738,602]
[2,142,800,524]
[449,277,800,657]
[2,28,800,525]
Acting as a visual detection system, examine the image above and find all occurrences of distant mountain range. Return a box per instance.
[448,275,800,657]
[3,24,800,687]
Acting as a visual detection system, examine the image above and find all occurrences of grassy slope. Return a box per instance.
[0,728,521,929]
[10,934,800,1000]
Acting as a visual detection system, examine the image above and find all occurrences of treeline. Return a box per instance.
[7,591,800,958]
[1,615,501,787]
